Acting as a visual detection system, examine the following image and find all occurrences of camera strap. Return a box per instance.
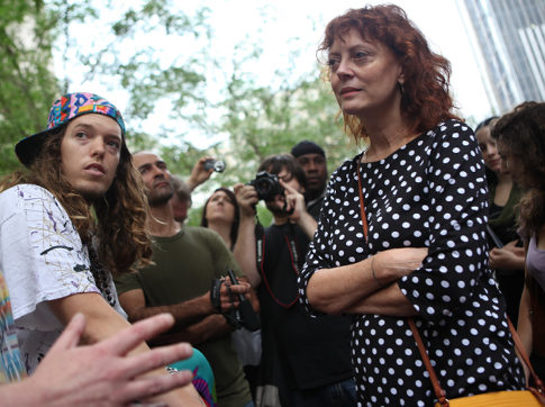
[255,218,300,309]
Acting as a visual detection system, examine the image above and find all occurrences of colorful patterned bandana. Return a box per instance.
[15,92,126,167]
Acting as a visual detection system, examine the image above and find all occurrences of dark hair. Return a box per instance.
[319,4,460,140]
[258,154,307,190]
[475,116,499,133]
[492,102,545,237]
[201,187,240,249]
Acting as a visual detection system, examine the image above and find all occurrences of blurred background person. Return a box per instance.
[291,140,329,219]
[492,102,545,381]
[171,175,193,224]
[201,187,240,251]
[116,151,253,407]
[476,116,525,325]
[200,187,261,401]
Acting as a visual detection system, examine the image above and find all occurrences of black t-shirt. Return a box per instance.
[257,223,354,390]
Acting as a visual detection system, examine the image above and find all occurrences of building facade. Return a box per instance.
[457,0,545,113]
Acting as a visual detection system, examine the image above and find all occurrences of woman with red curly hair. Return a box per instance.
[297,5,525,405]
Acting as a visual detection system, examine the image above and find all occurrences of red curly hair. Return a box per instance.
[319,5,460,140]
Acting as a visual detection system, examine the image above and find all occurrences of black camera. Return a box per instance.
[249,171,284,201]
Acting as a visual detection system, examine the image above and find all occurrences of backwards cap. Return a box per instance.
[15,92,126,167]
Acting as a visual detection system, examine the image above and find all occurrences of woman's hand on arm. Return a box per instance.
[344,283,418,316]
[306,247,427,315]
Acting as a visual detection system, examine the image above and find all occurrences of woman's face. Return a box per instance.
[328,28,403,119]
[476,125,503,174]
[206,190,235,224]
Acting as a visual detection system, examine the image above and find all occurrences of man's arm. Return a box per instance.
[47,292,204,407]
[119,287,246,345]
[148,314,234,346]
[119,289,215,326]
[186,157,214,191]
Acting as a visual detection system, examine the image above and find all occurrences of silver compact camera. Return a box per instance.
[203,159,226,173]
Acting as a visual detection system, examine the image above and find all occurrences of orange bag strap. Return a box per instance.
[408,318,449,406]
[356,158,369,244]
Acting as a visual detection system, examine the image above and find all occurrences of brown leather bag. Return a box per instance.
[409,317,545,406]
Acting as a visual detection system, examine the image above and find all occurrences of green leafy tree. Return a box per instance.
[73,0,212,166]
[0,0,60,174]
[211,61,362,188]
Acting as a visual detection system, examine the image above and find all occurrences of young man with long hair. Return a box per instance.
[0,92,202,406]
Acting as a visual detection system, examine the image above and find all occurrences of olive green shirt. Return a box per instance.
[115,227,251,407]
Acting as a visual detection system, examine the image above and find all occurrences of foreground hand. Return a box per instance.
[29,313,194,407]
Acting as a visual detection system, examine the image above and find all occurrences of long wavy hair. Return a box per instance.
[201,187,240,250]
[0,126,152,274]
[492,102,545,238]
[319,5,460,140]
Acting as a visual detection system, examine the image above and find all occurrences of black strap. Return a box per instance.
[255,218,300,309]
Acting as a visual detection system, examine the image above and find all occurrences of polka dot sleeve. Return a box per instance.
[298,162,353,316]
[397,121,491,321]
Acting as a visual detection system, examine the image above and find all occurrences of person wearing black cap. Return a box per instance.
[291,140,328,220]
[0,92,203,406]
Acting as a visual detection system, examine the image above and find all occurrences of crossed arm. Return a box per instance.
[305,248,426,316]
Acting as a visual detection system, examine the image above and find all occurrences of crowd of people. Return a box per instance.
[0,4,544,407]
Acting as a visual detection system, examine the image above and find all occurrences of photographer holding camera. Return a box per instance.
[234,154,356,407]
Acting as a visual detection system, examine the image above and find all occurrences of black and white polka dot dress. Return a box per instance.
[298,120,525,406]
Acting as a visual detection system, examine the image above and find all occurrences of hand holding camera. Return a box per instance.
[210,271,260,331]
[248,171,284,201]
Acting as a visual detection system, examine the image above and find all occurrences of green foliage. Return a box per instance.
[0,0,60,174]
[78,0,210,127]
[210,64,362,190]
[0,0,362,192]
